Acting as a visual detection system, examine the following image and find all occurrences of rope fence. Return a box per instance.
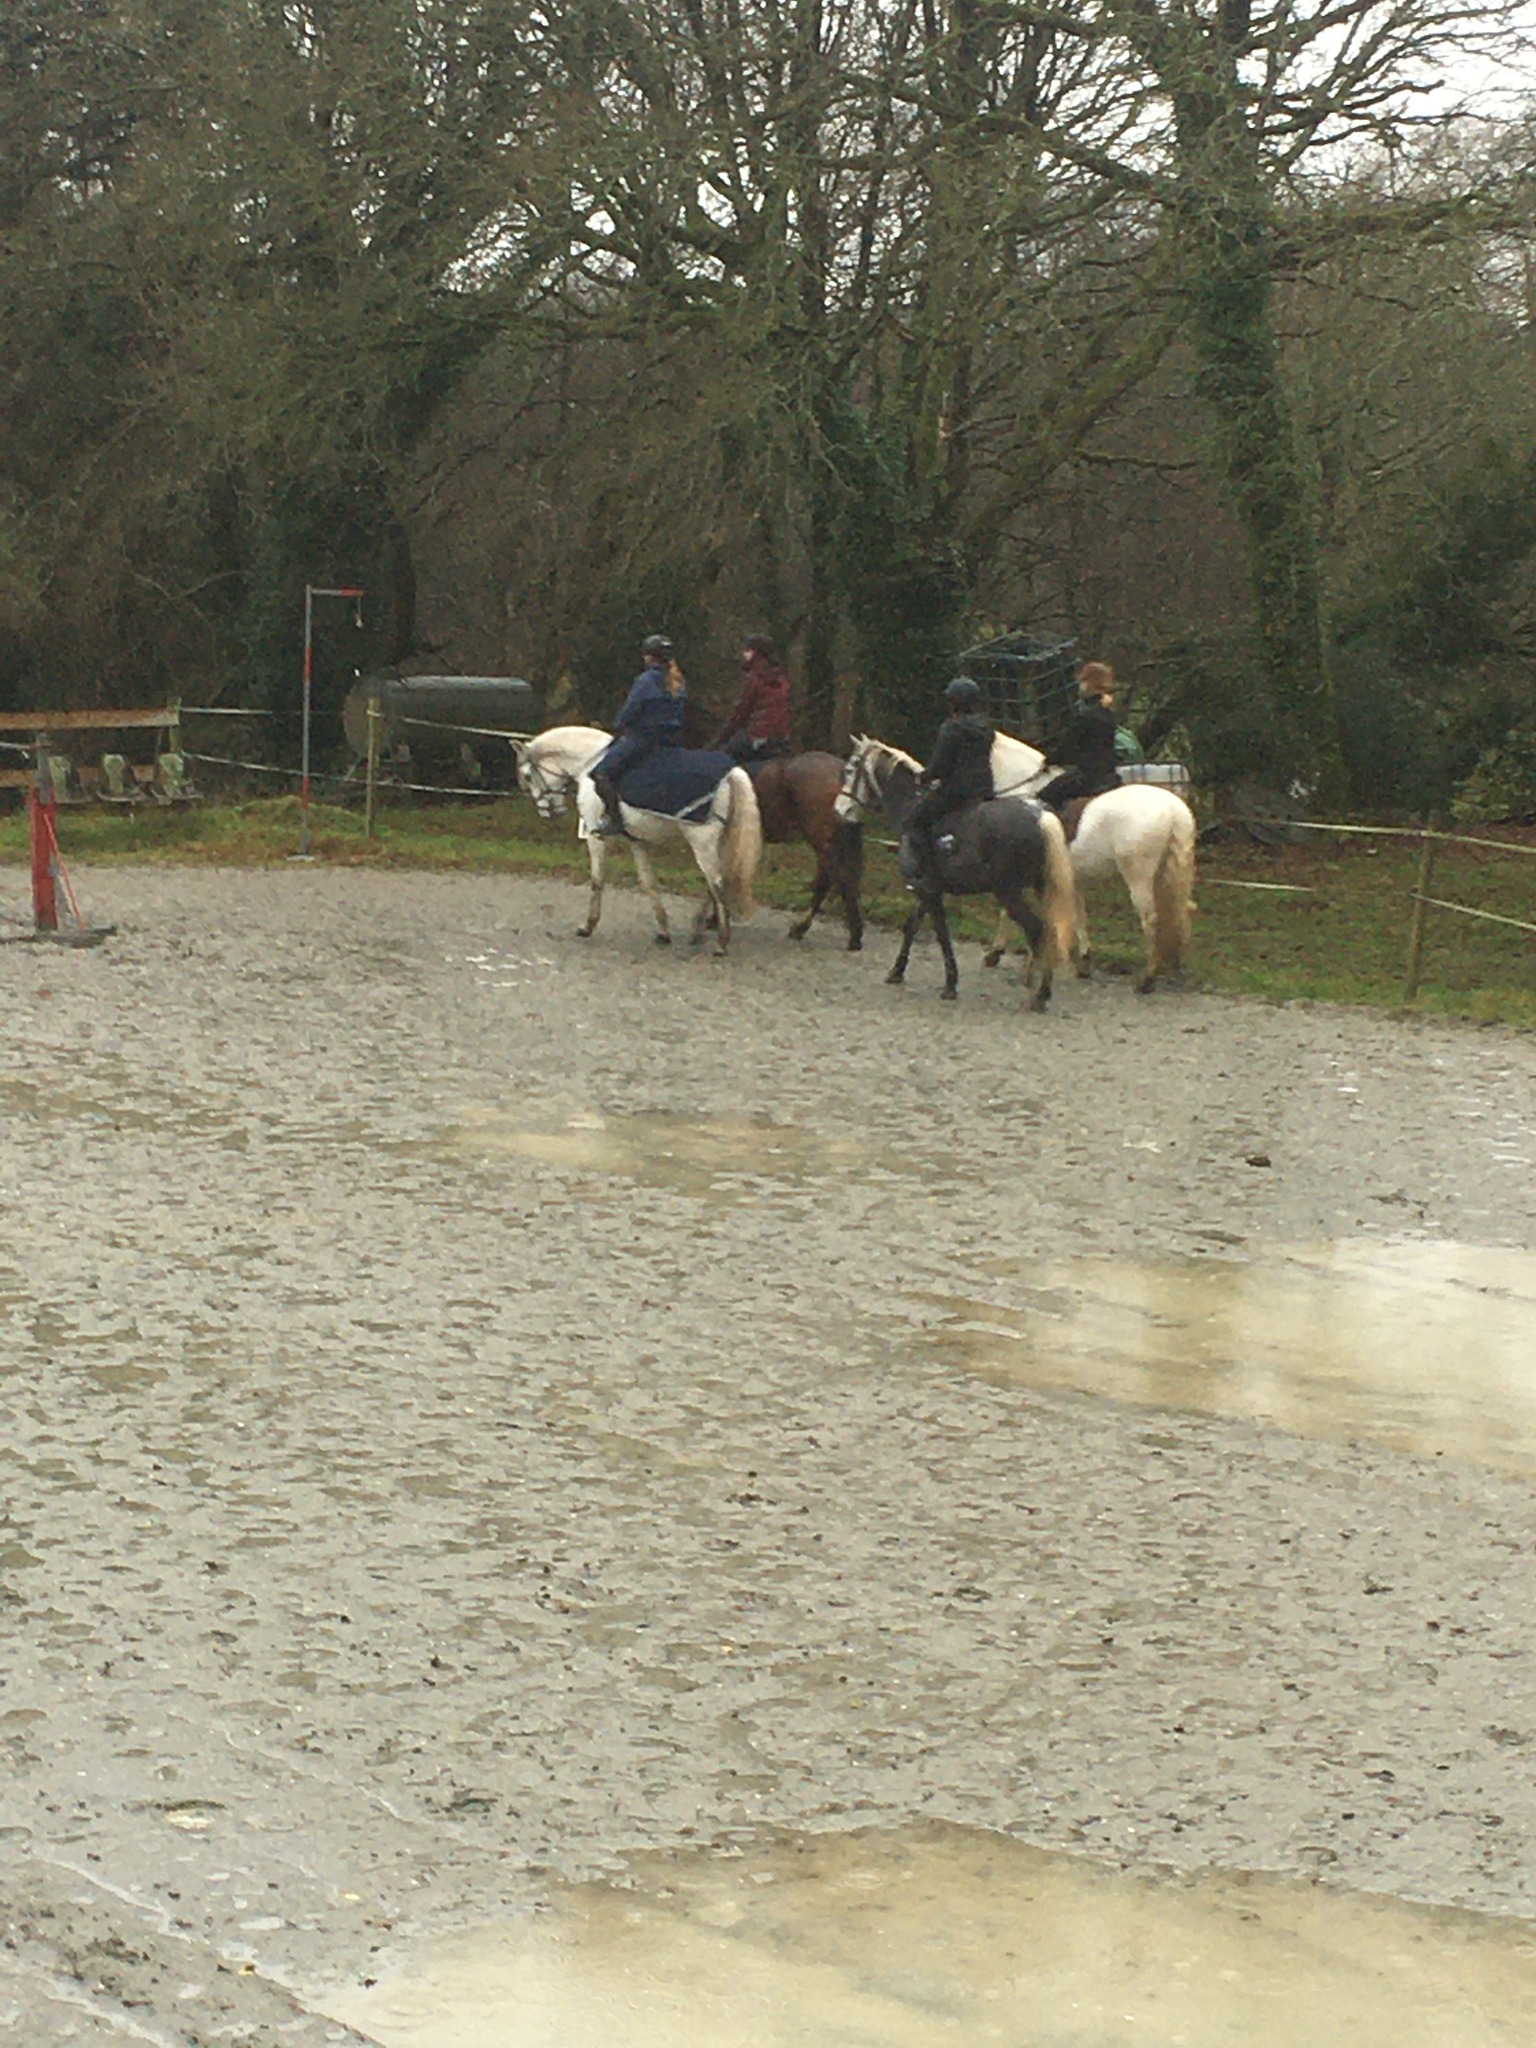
[6,708,1529,1003]
[1278,816,1536,998]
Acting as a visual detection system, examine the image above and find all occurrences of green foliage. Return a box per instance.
[823,407,968,751]
[1135,632,1286,792]
[563,561,715,723]
[1454,728,1536,825]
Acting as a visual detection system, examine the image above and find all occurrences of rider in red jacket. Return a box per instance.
[712,635,793,763]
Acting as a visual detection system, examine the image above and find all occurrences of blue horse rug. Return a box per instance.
[615,748,738,821]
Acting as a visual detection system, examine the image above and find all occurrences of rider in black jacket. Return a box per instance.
[903,678,995,885]
[1038,661,1122,813]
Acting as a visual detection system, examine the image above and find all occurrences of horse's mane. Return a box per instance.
[855,734,924,775]
[534,723,610,749]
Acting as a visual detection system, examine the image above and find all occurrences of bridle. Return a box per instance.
[837,741,883,818]
[518,750,572,820]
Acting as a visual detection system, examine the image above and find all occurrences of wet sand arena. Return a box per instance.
[3,865,1536,2044]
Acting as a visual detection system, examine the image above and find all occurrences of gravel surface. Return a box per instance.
[2,864,1535,2042]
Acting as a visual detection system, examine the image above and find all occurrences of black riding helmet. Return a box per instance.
[642,634,675,663]
[944,676,982,711]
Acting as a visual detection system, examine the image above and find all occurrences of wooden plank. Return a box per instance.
[0,708,176,732]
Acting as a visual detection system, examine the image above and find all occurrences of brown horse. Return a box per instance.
[748,751,865,950]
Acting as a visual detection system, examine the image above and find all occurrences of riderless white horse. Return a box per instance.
[986,732,1197,993]
[513,726,762,954]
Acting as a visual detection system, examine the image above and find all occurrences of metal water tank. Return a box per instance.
[342,674,541,760]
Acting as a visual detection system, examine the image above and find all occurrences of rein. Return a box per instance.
[521,750,573,818]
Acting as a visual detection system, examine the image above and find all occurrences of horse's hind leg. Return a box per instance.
[885,904,924,985]
[788,857,831,943]
[1073,884,1091,976]
[983,908,1010,969]
[931,899,960,1001]
[1001,892,1051,1010]
[1128,873,1159,991]
[688,840,731,954]
[631,844,672,946]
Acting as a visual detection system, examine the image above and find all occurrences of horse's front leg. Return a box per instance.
[840,875,864,951]
[578,839,606,937]
[631,843,672,945]
[930,897,960,1001]
[885,903,925,984]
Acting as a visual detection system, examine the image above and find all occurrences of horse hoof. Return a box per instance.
[1137,975,1156,994]
[982,951,1002,970]
[654,932,672,947]
[788,924,809,943]
[940,986,958,1002]
[884,970,904,986]
[847,937,863,953]
[576,927,594,939]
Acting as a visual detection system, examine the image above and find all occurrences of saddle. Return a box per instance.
[1058,795,1093,844]
[613,746,738,819]
[737,738,795,777]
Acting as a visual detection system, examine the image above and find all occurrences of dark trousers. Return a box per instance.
[1039,765,1117,812]
[904,786,964,878]
[722,734,792,765]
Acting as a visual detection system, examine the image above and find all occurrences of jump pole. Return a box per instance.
[298,584,364,860]
[6,740,113,947]
[29,743,58,931]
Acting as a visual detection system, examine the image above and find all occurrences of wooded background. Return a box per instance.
[3,0,1535,812]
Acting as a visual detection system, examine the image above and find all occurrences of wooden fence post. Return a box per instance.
[1402,812,1441,1003]
[364,694,381,841]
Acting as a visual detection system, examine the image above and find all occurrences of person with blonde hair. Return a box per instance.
[1038,660,1122,814]
[590,634,687,836]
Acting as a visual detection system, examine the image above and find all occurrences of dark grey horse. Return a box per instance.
[834,737,1075,1009]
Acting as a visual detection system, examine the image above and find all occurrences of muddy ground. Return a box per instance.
[2,864,1536,2043]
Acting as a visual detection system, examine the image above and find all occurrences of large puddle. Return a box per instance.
[323,1823,1536,2047]
[923,1241,1536,1472]
[440,1110,873,1196]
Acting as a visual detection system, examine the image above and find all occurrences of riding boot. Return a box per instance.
[591,770,626,837]
[901,826,938,892]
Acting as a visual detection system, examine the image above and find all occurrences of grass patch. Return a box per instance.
[3,795,1533,1029]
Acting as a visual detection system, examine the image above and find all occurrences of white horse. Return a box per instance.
[985,733,1197,993]
[512,726,762,953]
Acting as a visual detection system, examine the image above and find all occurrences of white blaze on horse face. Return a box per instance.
[833,742,876,822]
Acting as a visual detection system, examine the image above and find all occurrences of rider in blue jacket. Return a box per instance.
[591,635,686,835]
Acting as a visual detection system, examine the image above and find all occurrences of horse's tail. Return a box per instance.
[1152,799,1197,974]
[1038,806,1076,972]
[720,767,762,919]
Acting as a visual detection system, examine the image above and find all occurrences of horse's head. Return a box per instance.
[835,736,918,822]
[516,741,573,820]
[834,736,881,822]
